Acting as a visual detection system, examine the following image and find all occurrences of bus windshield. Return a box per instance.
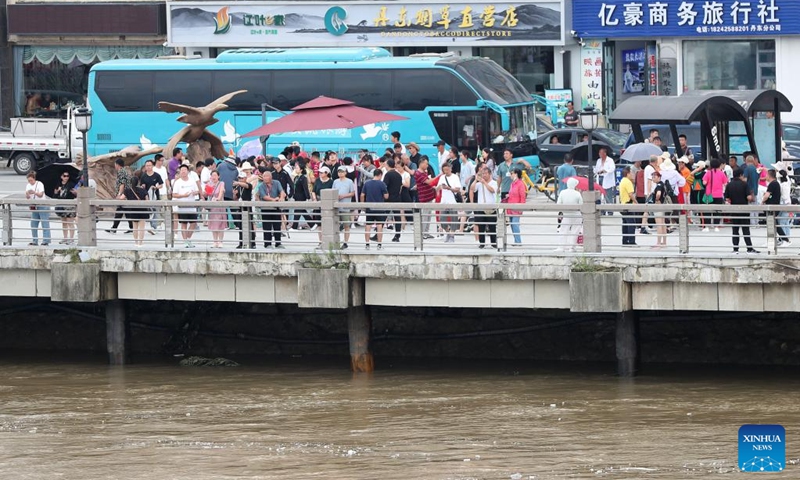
[454,59,531,105]
[488,104,536,144]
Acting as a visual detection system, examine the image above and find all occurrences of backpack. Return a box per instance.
[664,179,675,203]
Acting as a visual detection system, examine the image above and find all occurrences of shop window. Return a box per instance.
[212,71,271,111]
[333,70,392,110]
[474,46,554,95]
[154,71,212,108]
[21,58,92,117]
[683,40,775,91]
[272,71,331,111]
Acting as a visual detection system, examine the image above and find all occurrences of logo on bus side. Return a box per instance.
[324,6,349,36]
[214,6,232,34]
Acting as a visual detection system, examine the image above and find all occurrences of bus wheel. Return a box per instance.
[12,153,35,175]
[544,178,557,202]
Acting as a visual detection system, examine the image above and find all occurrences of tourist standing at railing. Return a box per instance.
[435,162,461,244]
[725,168,757,254]
[206,170,226,248]
[290,161,313,231]
[255,170,286,249]
[414,156,437,240]
[140,159,164,234]
[383,158,405,243]
[556,154,576,199]
[496,149,531,201]
[167,148,183,181]
[54,171,77,245]
[777,168,793,245]
[333,166,356,250]
[690,160,707,228]
[119,176,148,247]
[153,154,169,199]
[640,155,659,233]
[677,157,693,206]
[471,166,498,249]
[311,166,334,245]
[107,159,133,234]
[659,157,685,232]
[556,177,583,252]
[743,155,760,226]
[594,147,616,213]
[172,164,200,249]
[650,171,668,249]
[506,169,527,246]
[361,168,388,250]
[702,159,728,232]
[232,162,257,249]
[25,171,50,246]
[762,169,790,246]
[619,167,637,247]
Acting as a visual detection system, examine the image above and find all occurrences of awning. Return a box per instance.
[608,92,749,124]
[682,90,793,115]
[22,45,174,65]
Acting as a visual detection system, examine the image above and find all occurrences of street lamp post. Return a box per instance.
[73,107,93,186]
[579,107,599,191]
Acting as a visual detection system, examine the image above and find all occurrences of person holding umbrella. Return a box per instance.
[54,171,78,244]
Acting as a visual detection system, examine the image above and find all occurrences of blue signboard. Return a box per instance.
[573,0,799,38]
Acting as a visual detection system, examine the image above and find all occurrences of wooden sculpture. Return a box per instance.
[76,145,162,199]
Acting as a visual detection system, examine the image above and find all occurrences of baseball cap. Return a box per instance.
[433,140,446,146]
[338,166,348,173]
[278,154,287,162]
[319,166,331,174]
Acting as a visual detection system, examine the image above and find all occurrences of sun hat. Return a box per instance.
[240,161,254,171]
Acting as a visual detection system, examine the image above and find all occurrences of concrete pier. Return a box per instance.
[347,305,374,373]
[105,300,127,365]
[616,311,640,377]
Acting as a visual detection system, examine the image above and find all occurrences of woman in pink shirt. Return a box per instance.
[702,158,728,231]
[506,169,527,245]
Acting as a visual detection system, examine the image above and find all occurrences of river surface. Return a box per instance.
[0,354,798,479]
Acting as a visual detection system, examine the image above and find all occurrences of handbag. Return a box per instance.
[444,175,463,203]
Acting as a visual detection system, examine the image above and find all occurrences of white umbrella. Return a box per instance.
[621,142,663,163]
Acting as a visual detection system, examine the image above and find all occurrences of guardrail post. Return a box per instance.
[162,205,174,248]
[580,191,601,253]
[413,209,423,251]
[242,205,252,248]
[497,208,507,251]
[766,213,777,255]
[320,189,340,250]
[1,204,11,246]
[76,187,96,247]
[679,213,689,254]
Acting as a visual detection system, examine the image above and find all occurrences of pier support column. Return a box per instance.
[347,305,373,373]
[616,311,639,377]
[105,300,127,365]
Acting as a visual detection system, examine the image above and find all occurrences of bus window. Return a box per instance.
[333,70,392,110]
[272,71,331,110]
[213,71,271,111]
[455,111,484,151]
[94,71,154,111]
[155,71,212,108]
[394,70,453,109]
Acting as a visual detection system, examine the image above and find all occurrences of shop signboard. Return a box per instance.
[167,1,564,47]
[621,48,645,94]
[658,57,677,96]
[580,40,603,110]
[544,88,572,125]
[573,0,800,38]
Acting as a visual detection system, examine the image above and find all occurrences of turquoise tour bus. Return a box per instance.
[86,47,540,172]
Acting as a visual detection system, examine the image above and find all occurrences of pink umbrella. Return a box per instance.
[242,96,408,138]
[563,175,606,194]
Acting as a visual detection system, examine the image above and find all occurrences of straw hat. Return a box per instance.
[677,155,689,164]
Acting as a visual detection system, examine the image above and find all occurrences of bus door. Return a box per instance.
[453,110,486,156]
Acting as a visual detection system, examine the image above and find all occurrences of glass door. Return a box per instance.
[603,42,616,115]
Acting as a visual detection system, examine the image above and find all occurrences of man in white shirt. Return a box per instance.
[172,164,200,248]
[594,147,616,212]
[641,154,659,233]
[153,154,169,198]
[434,140,449,173]
[435,162,461,243]
[470,166,497,249]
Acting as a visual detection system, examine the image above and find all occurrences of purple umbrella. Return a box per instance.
[237,139,263,159]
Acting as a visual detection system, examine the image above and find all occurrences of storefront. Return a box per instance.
[166,1,566,95]
[6,1,172,119]
[571,0,800,121]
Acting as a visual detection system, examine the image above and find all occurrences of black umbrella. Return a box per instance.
[36,162,81,198]
[569,141,613,164]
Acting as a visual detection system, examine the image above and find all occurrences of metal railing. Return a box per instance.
[1,189,799,256]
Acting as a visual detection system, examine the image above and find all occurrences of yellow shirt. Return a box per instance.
[619,177,635,205]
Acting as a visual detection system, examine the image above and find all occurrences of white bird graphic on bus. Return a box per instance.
[360,122,389,140]
[140,134,156,150]
[221,120,240,145]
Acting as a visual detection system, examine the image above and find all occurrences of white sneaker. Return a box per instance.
[702,227,710,232]
[782,240,792,246]
[714,227,720,232]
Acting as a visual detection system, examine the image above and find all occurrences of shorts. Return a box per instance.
[178,212,198,223]
[365,209,387,224]
[339,211,352,224]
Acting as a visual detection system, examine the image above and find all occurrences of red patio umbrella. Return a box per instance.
[242,96,408,138]
[563,175,606,194]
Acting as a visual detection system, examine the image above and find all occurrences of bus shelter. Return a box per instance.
[608,92,754,162]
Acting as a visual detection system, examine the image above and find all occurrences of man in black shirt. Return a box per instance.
[725,168,756,253]
[139,159,164,233]
[383,158,404,242]
[564,101,579,127]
